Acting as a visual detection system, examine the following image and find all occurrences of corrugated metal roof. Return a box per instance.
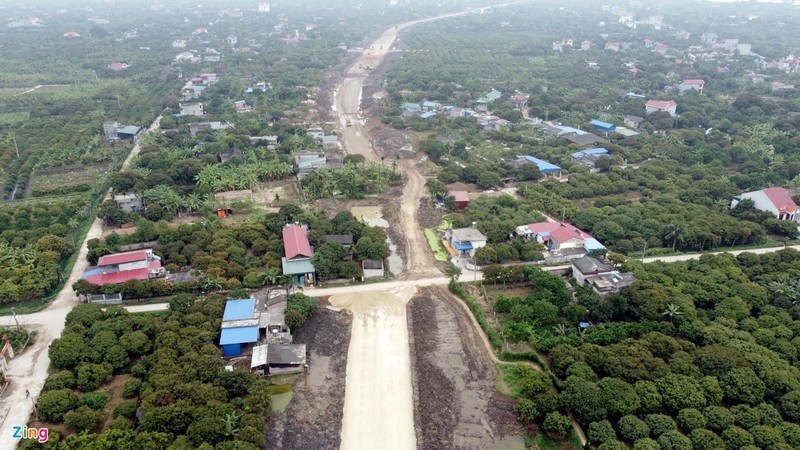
[572,147,609,158]
[220,326,259,345]
[98,250,149,266]
[283,225,313,259]
[223,299,256,321]
[251,344,269,368]
[448,190,469,202]
[518,156,562,173]
[86,268,150,285]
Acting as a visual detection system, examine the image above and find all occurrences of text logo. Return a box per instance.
[12,426,49,443]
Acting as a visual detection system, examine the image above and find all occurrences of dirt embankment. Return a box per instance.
[408,287,524,450]
[266,305,352,449]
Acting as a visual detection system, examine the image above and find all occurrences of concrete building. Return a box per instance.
[731,187,800,222]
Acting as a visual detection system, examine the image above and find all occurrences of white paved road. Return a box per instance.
[0,115,162,449]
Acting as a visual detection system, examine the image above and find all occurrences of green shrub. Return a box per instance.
[79,392,108,411]
[677,408,706,431]
[45,371,76,390]
[689,428,725,450]
[618,415,650,441]
[36,389,79,422]
[645,414,677,437]
[113,399,138,419]
[704,405,734,431]
[721,426,754,449]
[632,438,660,450]
[64,406,102,432]
[542,411,571,436]
[588,420,616,444]
[658,430,692,450]
[122,378,142,398]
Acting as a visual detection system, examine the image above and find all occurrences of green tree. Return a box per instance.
[618,415,650,441]
[64,406,103,432]
[720,367,765,405]
[588,420,616,444]
[79,392,108,411]
[658,430,693,450]
[721,426,754,449]
[36,389,79,422]
[543,411,572,436]
[678,408,707,431]
[646,414,677,437]
[445,262,462,284]
[780,390,800,421]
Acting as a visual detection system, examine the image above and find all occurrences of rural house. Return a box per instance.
[362,260,385,279]
[731,187,800,222]
[103,121,142,142]
[220,298,259,357]
[624,115,645,128]
[515,222,606,253]
[83,249,165,286]
[510,155,562,178]
[113,193,143,213]
[281,224,315,286]
[677,79,705,93]
[572,256,636,296]
[448,190,470,210]
[446,225,487,258]
[645,100,678,116]
[571,147,610,172]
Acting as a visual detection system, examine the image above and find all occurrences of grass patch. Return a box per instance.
[424,228,449,261]
[449,281,503,349]
[0,111,29,124]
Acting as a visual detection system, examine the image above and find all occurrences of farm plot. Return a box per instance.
[29,164,109,198]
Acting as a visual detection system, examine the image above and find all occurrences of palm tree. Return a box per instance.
[554,324,568,336]
[256,267,281,286]
[664,223,686,251]
[662,303,683,321]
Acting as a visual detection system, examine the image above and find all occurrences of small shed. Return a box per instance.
[220,326,259,357]
[448,190,470,210]
[362,260,384,279]
[322,234,354,248]
[220,299,259,357]
[267,343,307,375]
[590,119,616,133]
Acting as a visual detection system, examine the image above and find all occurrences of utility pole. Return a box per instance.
[641,241,647,263]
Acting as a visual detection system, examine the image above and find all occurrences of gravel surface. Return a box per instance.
[266,305,352,449]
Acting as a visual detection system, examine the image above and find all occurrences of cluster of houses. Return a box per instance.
[218,294,307,376]
[443,220,635,295]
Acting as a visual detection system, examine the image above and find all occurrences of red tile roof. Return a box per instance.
[283,225,313,259]
[526,222,561,234]
[763,187,799,213]
[550,223,589,243]
[98,251,148,267]
[86,268,150,286]
[683,79,705,85]
[448,190,470,203]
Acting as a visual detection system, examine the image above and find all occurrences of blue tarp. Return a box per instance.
[572,147,609,159]
[518,155,562,174]
[223,299,256,321]
[220,326,259,345]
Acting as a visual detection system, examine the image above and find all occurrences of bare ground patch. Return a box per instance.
[408,287,523,450]
[266,304,352,449]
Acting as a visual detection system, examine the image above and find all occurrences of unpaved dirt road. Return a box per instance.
[409,287,524,450]
[0,115,162,449]
[398,160,439,278]
[329,286,417,450]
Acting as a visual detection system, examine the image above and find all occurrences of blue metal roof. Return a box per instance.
[454,242,474,251]
[219,326,259,345]
[583,238,607,251]
[223,299,256,321]
[422,101,438,108]
[518,155,562,173]
[419,111,436,119]
[572,147,609,158]
[590,120,616,131]
[82,268,102,279]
